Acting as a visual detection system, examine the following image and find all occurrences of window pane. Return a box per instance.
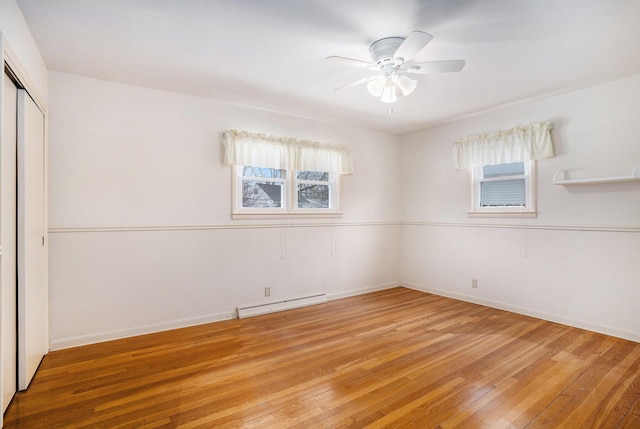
[481,179,526,207]
[242,166,285,178]
[242,181,283,208]
[298,184,330,208]
[483,162,525,178]
[296,171,329,181]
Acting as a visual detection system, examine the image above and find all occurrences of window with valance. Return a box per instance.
[453,122,554,216]
[223,130,353,218]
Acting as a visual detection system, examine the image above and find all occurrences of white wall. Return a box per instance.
[400,74,640,342]
[49,70,640,349]
[48,71,401,349]
[0,0,48,101]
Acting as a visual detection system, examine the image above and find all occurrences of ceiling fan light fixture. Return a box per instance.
[367,77,385,97]
[380,85,397,104]
[328,30,465,105]
[395,74,417,96]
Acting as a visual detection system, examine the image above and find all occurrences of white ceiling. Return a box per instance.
[16,0,640,135]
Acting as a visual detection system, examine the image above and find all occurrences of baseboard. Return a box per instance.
[401,281,639,343]
[327,281,399,301]
[234,282,399,317]
[49,310,236,351]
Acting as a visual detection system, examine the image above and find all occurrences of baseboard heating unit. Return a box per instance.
[237,293,327,319]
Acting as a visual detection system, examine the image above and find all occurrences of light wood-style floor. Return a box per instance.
[4,287,640,428]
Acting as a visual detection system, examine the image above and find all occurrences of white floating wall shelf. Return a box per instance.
[553,166,640,185]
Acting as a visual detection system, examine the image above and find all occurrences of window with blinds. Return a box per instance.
[470,161,536,216]
[480,162,526,207]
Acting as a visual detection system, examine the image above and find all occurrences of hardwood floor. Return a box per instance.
[4,287,640,428]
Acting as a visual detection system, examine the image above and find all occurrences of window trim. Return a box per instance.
[467,160,537,218]
[232,166,342,219]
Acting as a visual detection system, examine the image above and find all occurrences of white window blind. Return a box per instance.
[479,162,526,207]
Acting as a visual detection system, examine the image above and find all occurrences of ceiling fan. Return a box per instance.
[326,31,465,103]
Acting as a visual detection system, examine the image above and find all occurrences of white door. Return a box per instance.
[2,72,18,410]
[17,89,47,391]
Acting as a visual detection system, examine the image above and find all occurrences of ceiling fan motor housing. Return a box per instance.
[369,37,405,66]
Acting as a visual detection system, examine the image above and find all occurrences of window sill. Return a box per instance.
[232,212,343,220]
[467,210,537,218]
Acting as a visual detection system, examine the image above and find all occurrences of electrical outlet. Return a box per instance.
[265,287,271,297]
[472,279,478,288]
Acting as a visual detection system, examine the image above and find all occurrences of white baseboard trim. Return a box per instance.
[327,281,399,301]
[49,310,237,351]
[401,281,639,343]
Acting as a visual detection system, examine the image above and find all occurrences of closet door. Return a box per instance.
[2,72,18,410]
[17,89,47,391]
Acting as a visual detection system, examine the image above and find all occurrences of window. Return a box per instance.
[453,122,552,218]
[233,165,339,218]
[296,171,332,209]
[223,129,352,219]
[469,161,536,217]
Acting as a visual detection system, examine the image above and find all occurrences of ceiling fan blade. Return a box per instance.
[325,56,375,69]
[393,31,433,62]
[406,59,466,74]
[334,75,377,91]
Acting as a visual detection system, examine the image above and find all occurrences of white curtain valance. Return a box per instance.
[453,122,554,170]
[223,129,354,174]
